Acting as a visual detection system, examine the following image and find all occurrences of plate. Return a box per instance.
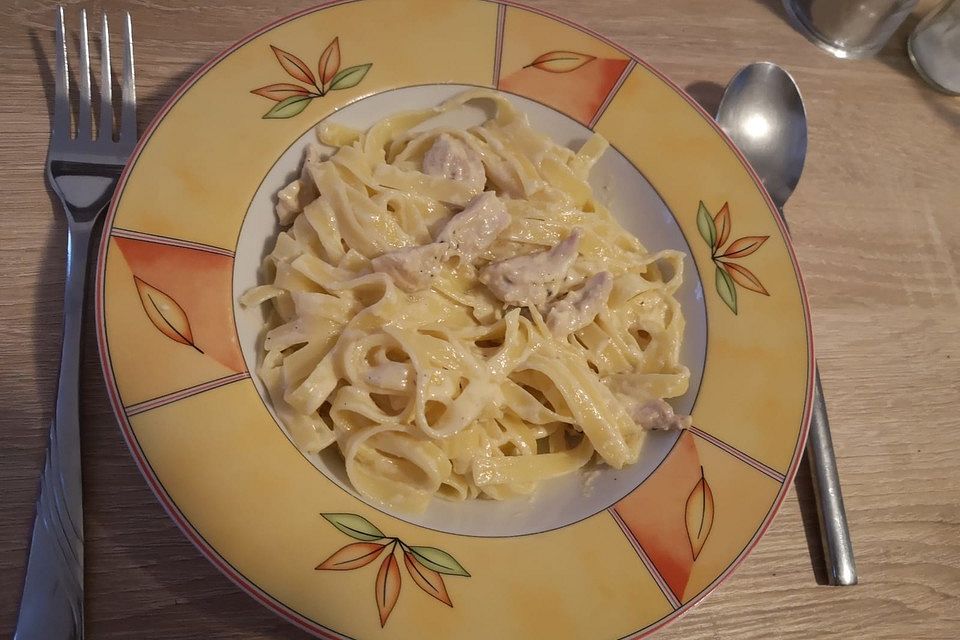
[96,1,813,638]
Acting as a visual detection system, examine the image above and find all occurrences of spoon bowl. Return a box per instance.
[716,62,807,209]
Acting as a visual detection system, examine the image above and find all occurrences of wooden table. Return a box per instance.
[2,1,959,638]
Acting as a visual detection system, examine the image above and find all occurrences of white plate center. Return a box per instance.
[233,84,707,537]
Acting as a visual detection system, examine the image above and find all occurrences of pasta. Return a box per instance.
[242,89,690,513]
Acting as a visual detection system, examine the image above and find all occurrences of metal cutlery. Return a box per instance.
[15,8,138,639]
[715,62,857,586]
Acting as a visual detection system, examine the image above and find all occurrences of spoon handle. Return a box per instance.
[773,205,857,585]
[807,367,858,585]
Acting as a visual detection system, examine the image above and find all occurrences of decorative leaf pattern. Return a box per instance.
[270,45,315,85]
[252,38,372,119]
[321,513,385,541]
[696,201,717,249]
[684,466,715,560]
[403,551,452,606]
[714,266,737,314]
[713,202,731,249]
[719,235,768,259]
[721,261,769,296]
[696,200,770,314]
[524,50,596,73]
[251,83,311,101]
[375,553,401,627]
[316,542,386,571]
[263,95,313,119]
[133,276,202,353]
[316,513,469,626]
[318,37,341,87]
[329,64,372,91]
[409,546,471,576]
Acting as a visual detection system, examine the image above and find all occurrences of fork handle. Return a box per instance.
[15,221,95,640]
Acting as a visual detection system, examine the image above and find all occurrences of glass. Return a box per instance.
[782,0,919,58]
[909,0,960,94]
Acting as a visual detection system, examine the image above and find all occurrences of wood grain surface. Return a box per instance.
[2,1,959,638]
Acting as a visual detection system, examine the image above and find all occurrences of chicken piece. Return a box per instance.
[437,192,511,264]
[628,398,691,431]
[422,134,486,192]
[478,228,582,307]
[371,243,446,292]
[546,271,613,337]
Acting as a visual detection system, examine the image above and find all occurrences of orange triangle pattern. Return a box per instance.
[612,430,703,600]
[114,236,246,374]
[499,57,629,125]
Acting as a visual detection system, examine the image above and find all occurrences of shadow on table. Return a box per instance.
[750,0,793,23]
[875,12,924,80]
[684,81,725,117]
[27,29,69,432]
[794,451,831,585]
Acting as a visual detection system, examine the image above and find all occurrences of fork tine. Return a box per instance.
[99,13,112,140]
[119,12,136,144]
[53,7,70,138]
[77,9,92,139]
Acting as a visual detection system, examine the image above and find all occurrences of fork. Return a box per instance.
[15,8,137,640]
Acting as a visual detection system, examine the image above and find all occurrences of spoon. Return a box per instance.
[715,62,858,586]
